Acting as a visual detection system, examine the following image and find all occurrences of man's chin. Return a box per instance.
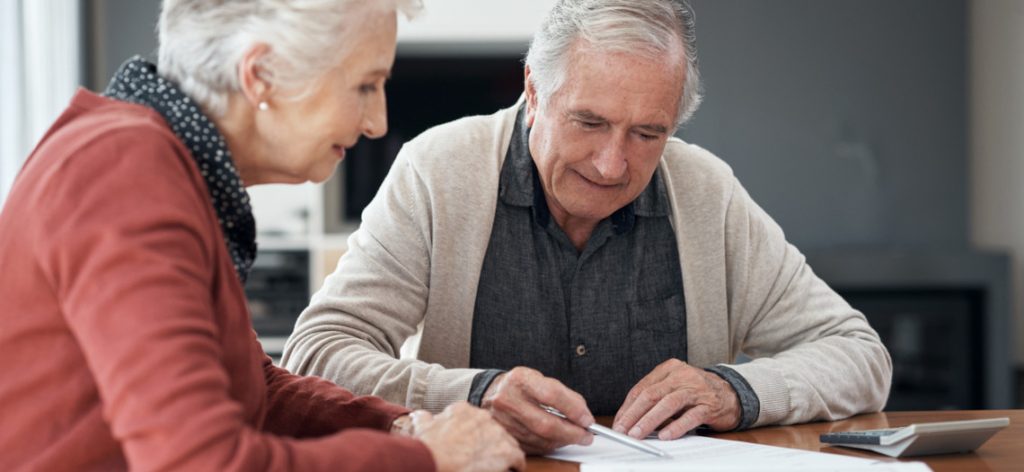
[549,190,624,225]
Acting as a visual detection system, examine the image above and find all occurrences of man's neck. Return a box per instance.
[548,203,600,252]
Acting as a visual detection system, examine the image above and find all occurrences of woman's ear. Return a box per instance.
[237,43,273,110]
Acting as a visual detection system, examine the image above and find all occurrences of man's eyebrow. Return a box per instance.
[568,109,669,134]
[634,123,669,135]
[568,109,607,122]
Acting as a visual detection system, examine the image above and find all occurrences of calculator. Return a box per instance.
[822,428,904,445]
[819,417,1009,457]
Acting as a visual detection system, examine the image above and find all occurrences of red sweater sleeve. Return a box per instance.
[40,128,435,471]
[261,356,413,438]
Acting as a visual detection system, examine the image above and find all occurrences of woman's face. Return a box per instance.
[248,9,397,185]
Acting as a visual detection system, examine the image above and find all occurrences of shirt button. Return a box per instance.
[575,344,587,356]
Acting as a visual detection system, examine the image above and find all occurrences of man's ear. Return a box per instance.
[523,65,539,128]
[237,43,273,109]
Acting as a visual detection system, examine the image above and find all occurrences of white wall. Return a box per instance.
[0,0,25,202]
[0,0,81,205]
[970,0,1024,366]
[398,0,555,42]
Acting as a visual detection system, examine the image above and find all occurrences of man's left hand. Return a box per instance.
[613,359,741,440]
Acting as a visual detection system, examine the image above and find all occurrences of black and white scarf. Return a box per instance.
[104,56,257,283]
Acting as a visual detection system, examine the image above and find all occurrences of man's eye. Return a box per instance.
[580,121,602,129]
[359,84,378,94]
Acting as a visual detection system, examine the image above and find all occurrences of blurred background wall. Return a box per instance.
[970,0,1024,404]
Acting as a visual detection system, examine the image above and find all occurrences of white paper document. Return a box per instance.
[546,435,932,471]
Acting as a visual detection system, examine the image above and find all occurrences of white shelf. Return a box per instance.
[398,0,554,43]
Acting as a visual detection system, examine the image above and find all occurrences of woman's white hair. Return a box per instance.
[525,0,703,127]
[157,0,423,117]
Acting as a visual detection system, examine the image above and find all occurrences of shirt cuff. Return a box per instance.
[467,369,505,406]
[705,365,760,431]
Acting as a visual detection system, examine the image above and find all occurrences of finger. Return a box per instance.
[628,391,689,439]
[525,376,595,428]
[409,410,433,432]
[615,361,680,430]
[513,399,591,448]
[493,408,560,453]
[499,424,527,454]
[491,415,532,456]
[495,437,527,472]
[638,359,684,392]
[658,404,711,440]
[484,432,527,472]
[506,443,527,472]
[614,380,673,435]
[615,386,641,429]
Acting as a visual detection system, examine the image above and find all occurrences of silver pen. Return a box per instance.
[541,405,672,459]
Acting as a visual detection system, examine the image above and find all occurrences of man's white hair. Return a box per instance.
[157,0,423,117]
[525,0,703,127]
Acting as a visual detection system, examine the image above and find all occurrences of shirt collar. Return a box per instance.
[498,105,670,235]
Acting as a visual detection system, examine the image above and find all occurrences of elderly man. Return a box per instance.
[283,0,891,454]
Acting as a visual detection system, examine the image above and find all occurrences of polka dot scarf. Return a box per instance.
[104,56,257,284]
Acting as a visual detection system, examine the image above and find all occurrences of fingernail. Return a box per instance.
[658,430,671,441]
[612,424,625,433]
[583,415,595,427]
[581,434,594,446]
[628,426,642,438]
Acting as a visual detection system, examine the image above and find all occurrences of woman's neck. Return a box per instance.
[212,94,262,186]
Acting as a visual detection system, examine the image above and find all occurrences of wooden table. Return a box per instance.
[528,410,1022,471]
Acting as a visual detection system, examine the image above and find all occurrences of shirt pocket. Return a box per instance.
[628,294,686,380]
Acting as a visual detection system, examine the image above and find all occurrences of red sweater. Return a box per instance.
[0,90,435,471]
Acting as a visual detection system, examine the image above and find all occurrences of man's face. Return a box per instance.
[525,42,685,228]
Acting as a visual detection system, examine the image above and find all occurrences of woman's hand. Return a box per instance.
[412,402,526,472]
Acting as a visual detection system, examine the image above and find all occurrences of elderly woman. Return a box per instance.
[0,1,524,471]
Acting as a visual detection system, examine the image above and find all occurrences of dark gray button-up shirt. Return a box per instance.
[468,107,758,427]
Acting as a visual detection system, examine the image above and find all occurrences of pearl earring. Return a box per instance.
[258,101,268,111]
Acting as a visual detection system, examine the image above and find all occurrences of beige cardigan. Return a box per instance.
[282,100,892,428]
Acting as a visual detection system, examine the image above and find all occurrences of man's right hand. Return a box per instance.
[481,366,595,454]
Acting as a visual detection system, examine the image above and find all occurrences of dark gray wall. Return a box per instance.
[87,0,160,90]
[682,0,967,250]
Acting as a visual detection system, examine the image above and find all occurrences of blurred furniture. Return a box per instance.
[806,250,1013,410]
[246,249,310,359]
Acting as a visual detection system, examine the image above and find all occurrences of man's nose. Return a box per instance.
[592,136,628,181]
